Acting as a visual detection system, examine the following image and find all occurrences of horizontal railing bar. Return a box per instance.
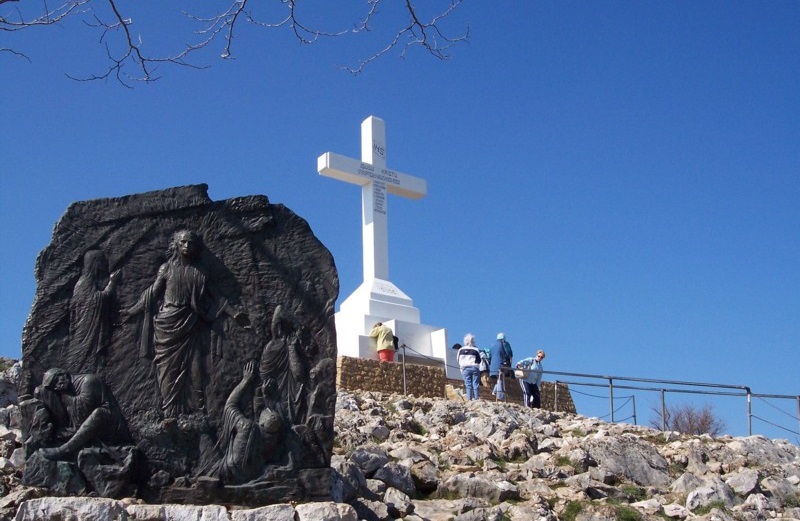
[544,369,749,391]
[555,380,749,398]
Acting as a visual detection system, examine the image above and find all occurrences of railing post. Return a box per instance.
[401,344,407,396]
[554,381,559,413]
[746,387,752,436]
[609,378,615,423]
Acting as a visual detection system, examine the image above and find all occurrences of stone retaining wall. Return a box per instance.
[336,356,446,398]
[336,356,576,413]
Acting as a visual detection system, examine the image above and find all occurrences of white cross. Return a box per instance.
[318,116,427,282]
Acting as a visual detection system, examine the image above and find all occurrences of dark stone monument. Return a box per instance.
[18,184,339,505]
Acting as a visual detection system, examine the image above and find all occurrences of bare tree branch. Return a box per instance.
[185,0,252,59]
[346,0,469,74]
[1,0,90,31]
[0,47,31,61]
[3,0,469,86]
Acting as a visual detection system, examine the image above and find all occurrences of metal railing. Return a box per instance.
[389,344,799,442]
[546,369,799,441]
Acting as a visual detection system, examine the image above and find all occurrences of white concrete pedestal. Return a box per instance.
[333,278,459,380]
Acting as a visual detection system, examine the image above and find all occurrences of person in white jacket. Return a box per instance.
[457,333,482,400]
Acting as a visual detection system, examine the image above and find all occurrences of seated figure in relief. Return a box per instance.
[30,368,131,460]
[212,360,287,485]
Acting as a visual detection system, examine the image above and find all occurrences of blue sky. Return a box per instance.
[3,2,798,441]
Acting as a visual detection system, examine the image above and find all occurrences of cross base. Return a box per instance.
[334,279,459,379]
[339,278,419,323]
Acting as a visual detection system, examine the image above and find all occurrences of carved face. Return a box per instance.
[176,232,198,257]
[257,408,282,434]
[83,250,109,279]
[50,371,71,393]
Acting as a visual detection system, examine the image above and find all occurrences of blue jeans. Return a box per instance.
[461,366,480,400]
[492,374,505,400]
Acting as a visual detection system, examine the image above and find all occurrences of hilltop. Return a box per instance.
[1,359,799,520]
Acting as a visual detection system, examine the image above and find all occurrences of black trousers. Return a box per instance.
[520,381,541,408]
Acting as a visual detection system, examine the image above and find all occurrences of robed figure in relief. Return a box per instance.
[129,230,249,417]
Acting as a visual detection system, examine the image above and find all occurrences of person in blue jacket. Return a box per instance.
[488,333,513,400]
[516,350,546,408]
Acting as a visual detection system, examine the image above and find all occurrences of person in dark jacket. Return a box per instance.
[488,333,513,400]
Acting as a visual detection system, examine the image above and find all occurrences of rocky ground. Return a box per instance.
[1,358,799,520]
